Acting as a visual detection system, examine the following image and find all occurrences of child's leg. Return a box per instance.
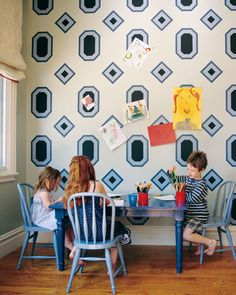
[65,226,74,251]
[195,244,201,255]
[183,226,216,255]
[65,226,85,265]
[110,247,118,273]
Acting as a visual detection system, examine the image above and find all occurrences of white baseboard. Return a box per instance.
[1,225,236,258]
[0,226,24,259]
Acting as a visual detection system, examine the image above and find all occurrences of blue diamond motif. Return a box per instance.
[201,61,222,83]
[151,10,173,31]
[151,62,173,83]
[200,9,222,30]
[102,115,124,128]
[102,62,123,84]
[103,11,124,31]
[151,115,169,126]
[54,116,75,137]
[202,115,223,137]
[55,64,75,84]
[55,12,76,33]
[151,169,170,191]
[102,169,123,191]
[59,169,69,190]
[203,169,223,191]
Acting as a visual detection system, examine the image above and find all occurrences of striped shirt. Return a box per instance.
[171,174,209,223]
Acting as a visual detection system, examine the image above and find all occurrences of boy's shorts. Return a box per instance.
[185,218,203,234]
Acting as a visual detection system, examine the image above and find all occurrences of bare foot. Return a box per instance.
[69,247,76,260]
[195,245,208,255]
[206,240,217,255]
[195,245,201,255]
[69,247,86,266]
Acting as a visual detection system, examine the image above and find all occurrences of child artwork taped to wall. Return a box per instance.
[121,99,149,124]
[81,94,95,111]
[98,118,127,150]
[173,87,202,130]
[123,38,152,69]
[147,122,176,146]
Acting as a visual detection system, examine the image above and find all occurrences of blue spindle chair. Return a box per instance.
[66,192,127,294]
[199,180,236,264]
[17,183,59,269]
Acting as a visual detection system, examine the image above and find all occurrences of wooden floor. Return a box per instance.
[0,245,236,295]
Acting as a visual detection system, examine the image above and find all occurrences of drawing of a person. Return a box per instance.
[173,88,201,130]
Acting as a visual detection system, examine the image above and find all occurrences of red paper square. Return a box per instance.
[147,122,176,146]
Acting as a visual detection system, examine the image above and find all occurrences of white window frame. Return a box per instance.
[0,76,18,183]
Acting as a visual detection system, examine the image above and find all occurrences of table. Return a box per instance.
[50,195,186,273]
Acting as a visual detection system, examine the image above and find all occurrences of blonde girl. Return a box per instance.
[31,166,74,252]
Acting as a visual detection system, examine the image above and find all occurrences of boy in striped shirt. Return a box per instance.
[168,151,216,255]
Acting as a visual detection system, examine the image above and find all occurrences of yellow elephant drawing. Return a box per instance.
[173,87,202,130]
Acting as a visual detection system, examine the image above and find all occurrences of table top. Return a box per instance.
[50,194,186,219]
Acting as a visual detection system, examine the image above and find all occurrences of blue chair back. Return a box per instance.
[17,183,34,228]
[67,192,116,247]
[212,181,236,223]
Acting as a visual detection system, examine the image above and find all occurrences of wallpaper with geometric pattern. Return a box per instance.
[25,0,236,209]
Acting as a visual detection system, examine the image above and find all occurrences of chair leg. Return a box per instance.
[79,249,86,274]
[200,228,206,265]
[225,226,236,260]
[105,248,116,295]
[117,242,126,275]
[53,231,59,268]
[17,231,30,269]
[217,227,223,249]
[31,232,38,256]
[66,248,81,293]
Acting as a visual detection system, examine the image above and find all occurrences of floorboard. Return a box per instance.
[0,245,236,295]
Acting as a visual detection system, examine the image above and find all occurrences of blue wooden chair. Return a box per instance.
[17,183,59,269]
[199,180,236,264]
[66,192,127,294]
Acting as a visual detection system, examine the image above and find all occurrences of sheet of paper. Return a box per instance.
[147,122,176,146]
[81,94,95,111]
[154,194,175,201]
[107,193,126,198]
[98,118,127,150]
[123,38,152,69]
[173,87,202,130]
[121,99,149,124]
[108,199,124,207]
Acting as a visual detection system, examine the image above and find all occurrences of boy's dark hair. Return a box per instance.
[187,151,208,171]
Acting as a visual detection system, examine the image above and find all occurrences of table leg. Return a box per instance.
[175,219,183,273]
[56,217,65,271]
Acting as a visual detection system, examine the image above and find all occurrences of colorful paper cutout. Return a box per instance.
[147,123,176,146]
[123,38,152,69]
[121,99,149,124]
[173,87,202,130]
[98,118,127,150]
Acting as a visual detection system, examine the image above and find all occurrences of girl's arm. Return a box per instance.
[96,181,110,206]
[51,196,64,204]
[40,191,53,210]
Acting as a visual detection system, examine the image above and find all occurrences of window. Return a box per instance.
[0,75,17,183]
